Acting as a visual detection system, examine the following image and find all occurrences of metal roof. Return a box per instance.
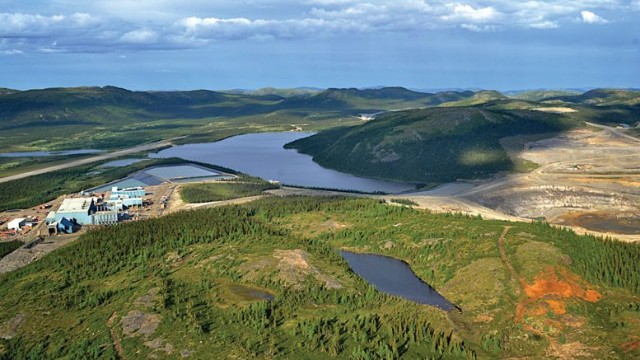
[58,198,93,212]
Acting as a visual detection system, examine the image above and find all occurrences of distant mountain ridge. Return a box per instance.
[544,88,640,106]
[1,85,638,153]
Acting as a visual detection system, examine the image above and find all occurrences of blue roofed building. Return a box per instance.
[54,198,96,225]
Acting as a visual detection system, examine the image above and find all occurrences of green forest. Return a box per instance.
[286,107,582,183]
[180,178,279,203]
[0,241,21,260]
[0,196,638,359]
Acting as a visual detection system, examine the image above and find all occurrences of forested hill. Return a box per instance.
[0,86,502,132]
[544,89,640,106]
[286,107,581,183]
[276,87,500,110]
[0,86,280,128]
[0,196,638,358]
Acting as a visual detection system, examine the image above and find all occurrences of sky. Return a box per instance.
[1,0,639,91]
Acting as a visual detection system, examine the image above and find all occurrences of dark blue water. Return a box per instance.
[99,159,146,167]
[151,132,415,194]
[0,149,102,157]
[143,164,221,180]
[341,251,456,311]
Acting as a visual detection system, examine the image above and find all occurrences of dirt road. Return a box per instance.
[0,139,177,184]
[585,122,640,144]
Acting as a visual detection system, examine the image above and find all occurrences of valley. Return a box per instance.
[0,86,639,359]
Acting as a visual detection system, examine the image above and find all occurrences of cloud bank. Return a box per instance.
[0,1,635,54]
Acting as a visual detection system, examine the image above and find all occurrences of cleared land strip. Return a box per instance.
[0,139,176,184]
[585,122,640,144]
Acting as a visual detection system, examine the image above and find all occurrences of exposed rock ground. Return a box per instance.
[397,125,640,242]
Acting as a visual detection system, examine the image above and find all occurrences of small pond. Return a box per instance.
[143,164,222,180]
[340,251,456,311]
[230,285,274,301]
[87,164,229,192]
[99,159,147,167]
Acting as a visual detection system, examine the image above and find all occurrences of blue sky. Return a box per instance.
[1,0,639,91]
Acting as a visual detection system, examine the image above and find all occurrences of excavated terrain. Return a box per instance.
[467,126,640,240]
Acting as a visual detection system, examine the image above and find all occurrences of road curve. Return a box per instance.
[0,140,175,184]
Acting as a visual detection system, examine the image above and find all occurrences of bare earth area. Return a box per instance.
[398,124,640,242]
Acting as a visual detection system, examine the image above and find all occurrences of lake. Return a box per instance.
[151,132,415,194]
[340,251,456,311]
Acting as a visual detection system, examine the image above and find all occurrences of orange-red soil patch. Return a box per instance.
[545,300,567,315]
[529,303,548,316]
[524,267,602,303]
[516,266,601,322]
[621,336,640,352]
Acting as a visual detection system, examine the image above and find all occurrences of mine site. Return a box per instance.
[402,121,640,242]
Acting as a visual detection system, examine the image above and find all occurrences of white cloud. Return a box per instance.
[528,21,559,29]
[0,1,633,54]
[441,4,501,23]
[460,24,496,32]
[120,29,159,44]
[581,10,608,24]
[1,49,23,55]
[304,0,356,5]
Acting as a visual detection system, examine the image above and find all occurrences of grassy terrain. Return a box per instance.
[0,241,22,260]
[180,180,279,203]
[286,106,582,183]
[0,197,638,359]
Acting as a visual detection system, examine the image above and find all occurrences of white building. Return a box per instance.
[7,218,26,231]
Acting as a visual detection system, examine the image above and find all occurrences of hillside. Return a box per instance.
[545,89,640,106]
[277,87,486,111]
[0,197,638,359]
[286,107,581,183]
[224,87,322,97]
[0,86,291,152]
[0,86,504,154]
[507,90,581,101]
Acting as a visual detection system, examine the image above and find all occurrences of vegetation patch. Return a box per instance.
[287,107,582,183]
[180,179,278,203]
[0,242,22,260]
[0,196,638,358]
[389,198,418,206]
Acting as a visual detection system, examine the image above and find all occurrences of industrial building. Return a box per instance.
[111,186,145,199]
[41,186,147,235]
[46,197,118,228]
[7,218,26,231]
[53,198,96,225]
[108,186,144,209]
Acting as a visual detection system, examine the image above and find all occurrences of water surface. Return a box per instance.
[341,251,455,311]
[151,132,414,194]
[99,159,147,167]
[144,164,221,180]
